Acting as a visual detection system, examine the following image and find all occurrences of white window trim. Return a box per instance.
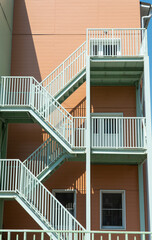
[52,189,76,218]
[100,190,126,230]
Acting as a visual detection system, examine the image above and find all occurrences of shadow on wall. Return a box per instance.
[11,0,41,81]
[70,97,86,117]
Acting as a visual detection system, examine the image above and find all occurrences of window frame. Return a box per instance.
[52,189,77,218]
[100,190,126,230]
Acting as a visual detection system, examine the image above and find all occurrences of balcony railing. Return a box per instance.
[87,28,146,57]
[73,117,86,148]
[41,41,86,97]
[91,117,146,149]
[0,229,151,240]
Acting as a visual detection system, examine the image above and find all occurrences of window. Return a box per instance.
[90,39,121,56]
[100,190,126,229]
[52,189,76,217]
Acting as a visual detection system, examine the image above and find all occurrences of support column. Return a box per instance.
[136,82,143,117]
[0,121,8,230]
[1,123,8,159]
[138,164,145,231]
[143,55,152,232]
[86,55,91,231]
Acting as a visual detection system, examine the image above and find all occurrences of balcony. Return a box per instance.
[73,116,146,156]
[87,28,146,58]
[91,117,146,150]
[87,29,145,86]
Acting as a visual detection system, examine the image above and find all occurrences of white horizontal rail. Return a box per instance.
[87,28,146,57]
[91,117,146,149]
[41,42,86,97]
[73,117,86,148]
[0,159,85,235]
[23,137,64,177]
[0,229,152,240]
[0,76,73,146]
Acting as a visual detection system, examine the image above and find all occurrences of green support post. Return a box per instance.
[0,121,8,230]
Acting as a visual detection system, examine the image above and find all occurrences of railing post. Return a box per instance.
[72,119,74,148]
[144,29,148,56]
[69,216,72,240]
[47,140,50,166]
[112,29,114,56]
[116,118,118,148]
[20,163,23,194]
[2,77,6,106]
[143,118,147,148]
[15,160,18,192]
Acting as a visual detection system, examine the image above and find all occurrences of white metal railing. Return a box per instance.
[87,28,146,57]
[23,137,64,177]
[0,76,73,146]
[73,117,86,148]
[0,229,152,240]
[0,159,85,235]
[41,42,86,97]
[91,117,146,149]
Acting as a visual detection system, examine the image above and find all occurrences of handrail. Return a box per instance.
[41,41,86,97]
[73,117,86,148]
[0,229,152,240]
[0,76,73,146]
[87,28,146,57]
[0,159,85,234]
[23,137,64,177]
[91,116,146,149]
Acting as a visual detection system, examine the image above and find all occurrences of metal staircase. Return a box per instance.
[23,137,70,182]
[41,42,86,102]
[0,76,86,153]
[0,159,85,237]
[0,28,147,237]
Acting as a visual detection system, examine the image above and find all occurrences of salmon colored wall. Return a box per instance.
[7,124,44,161]
[63,86,136,117]
[11,0,141,80]
[4,162,140,231]
[8,0,140,153]
[5,0,141,232]
[91,86,136,116]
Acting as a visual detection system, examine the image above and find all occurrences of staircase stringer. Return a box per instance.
[41,42,86,98]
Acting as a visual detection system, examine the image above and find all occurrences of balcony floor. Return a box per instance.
[90,57,144,86]
[71,151,146,164]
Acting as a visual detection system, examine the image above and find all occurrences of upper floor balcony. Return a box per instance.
[87,28,147,58]
[87,29,146,87]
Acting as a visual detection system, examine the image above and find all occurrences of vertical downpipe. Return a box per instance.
[143,29,152,232]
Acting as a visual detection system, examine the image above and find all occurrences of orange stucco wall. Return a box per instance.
[91,86,136,116]
[3,163,140,231]
[11,0,141,79]
[4,0,142,232]
[9,0,140,148]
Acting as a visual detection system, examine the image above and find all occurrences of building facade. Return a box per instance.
[0,0,152,238]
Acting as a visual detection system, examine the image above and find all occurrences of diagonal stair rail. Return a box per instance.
[0,76,73,147]
[0,77,86,150]
[0,159,85,238]
[41,42,86,97]
[23,137,66,178]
